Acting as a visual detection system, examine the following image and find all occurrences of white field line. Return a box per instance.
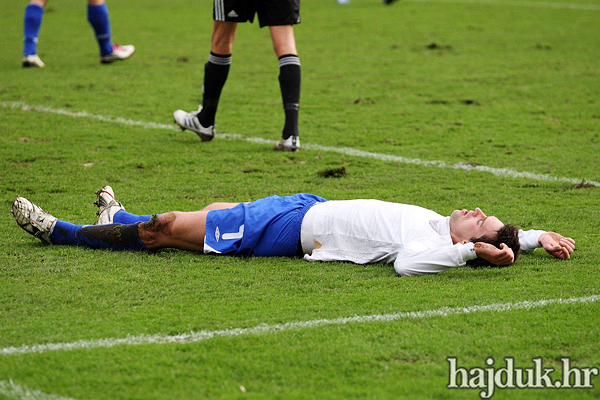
[2,295,599,357]
[3,101,599,187]
[0,380,77,400]
[406,0,600,10]
[2,101,177,131]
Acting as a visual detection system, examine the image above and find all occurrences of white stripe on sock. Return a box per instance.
[279,55,301,68]
[208,53,232,66]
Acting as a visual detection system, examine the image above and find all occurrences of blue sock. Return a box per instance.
[51,220,148,251]
[23,4,44,56]
[87,3,112,56]
[113,210,152,224]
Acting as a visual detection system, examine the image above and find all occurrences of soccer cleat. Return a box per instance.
[100,44,135,64]
[274,136,300,152]
[22,54,45,68]
[173,106,215,142]
[94,185,125,225]
[12,197,57,244]
[383,0,399,4]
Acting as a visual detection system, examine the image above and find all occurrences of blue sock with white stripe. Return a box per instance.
[51,220,148,250]
[199,52,232,127]
[278,54,301,139]
[87,3,113,56]
[23,4,44,56]
[113,209,152,224]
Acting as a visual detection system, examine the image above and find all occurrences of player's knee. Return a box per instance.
[139,213,175,244]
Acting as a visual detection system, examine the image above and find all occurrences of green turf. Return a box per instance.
[1,0,599,398]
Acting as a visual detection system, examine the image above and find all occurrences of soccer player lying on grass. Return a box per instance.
[11,186,574,276]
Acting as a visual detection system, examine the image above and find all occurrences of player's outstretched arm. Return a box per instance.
[538,232,575,260]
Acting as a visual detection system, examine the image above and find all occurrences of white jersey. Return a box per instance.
[302,200,544,276]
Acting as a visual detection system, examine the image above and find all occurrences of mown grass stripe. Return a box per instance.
[2,295,598,356]
[3,101,598,188]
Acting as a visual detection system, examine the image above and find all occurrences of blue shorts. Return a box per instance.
[204,193,326,257]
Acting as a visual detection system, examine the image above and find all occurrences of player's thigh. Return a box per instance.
[201,202,242,211]
[28,0,48,7]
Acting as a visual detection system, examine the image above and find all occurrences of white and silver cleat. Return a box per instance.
[12,197,57,244]
[94,185,125,225]
[101,44,135,64]
[274,135,300,152]
[173,106,215,142]
[22,54,45,68]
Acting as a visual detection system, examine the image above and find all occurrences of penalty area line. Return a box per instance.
[0,380,78,400]
[3,101,599,188]
[2,295,599,356]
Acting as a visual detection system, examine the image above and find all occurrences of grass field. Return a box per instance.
[1,0,600,398]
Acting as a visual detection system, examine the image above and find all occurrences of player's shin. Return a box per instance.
[51,221,148,251]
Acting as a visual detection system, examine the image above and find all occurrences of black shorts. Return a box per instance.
[213,0,300,28]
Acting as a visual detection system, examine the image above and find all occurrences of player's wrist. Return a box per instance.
[473,242,489,259]
[537,232,549,246]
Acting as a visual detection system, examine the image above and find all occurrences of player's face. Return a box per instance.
[449,208,504,244]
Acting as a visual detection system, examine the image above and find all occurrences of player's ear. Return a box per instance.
[461,239,469,244]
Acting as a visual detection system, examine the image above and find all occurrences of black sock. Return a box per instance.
[278,54,301,139]
[55,222,149,251]
[200,52,232,127]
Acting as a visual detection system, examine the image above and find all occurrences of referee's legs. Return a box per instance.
[200,21,237,128]
[270,25,301,141]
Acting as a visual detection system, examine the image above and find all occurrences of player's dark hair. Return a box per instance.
[466,224,521,268]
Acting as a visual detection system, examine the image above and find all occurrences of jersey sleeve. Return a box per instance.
[394,241,477,277]
[518,229,546,253]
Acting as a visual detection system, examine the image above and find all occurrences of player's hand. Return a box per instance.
[474,242,515,266]
[538,232,575,260]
